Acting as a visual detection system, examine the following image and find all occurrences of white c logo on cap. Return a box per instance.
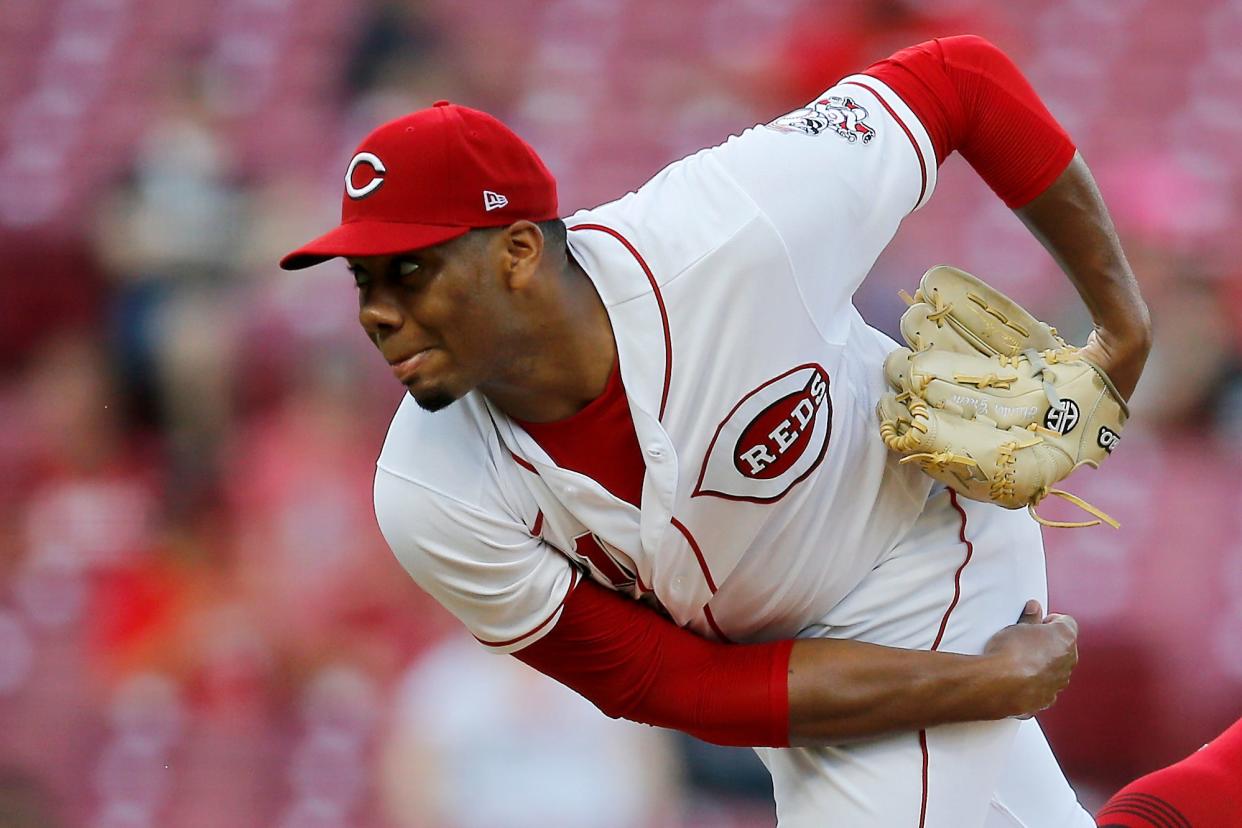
[345,152,386,199]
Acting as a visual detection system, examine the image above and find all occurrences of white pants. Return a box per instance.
[756,488,1095,827]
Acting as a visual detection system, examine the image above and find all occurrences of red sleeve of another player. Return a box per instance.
[1096,716,1242,828]
[514,578,793,748]
[864,35,1076,208]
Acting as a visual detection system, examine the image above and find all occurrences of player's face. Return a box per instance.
[350,232,519,412]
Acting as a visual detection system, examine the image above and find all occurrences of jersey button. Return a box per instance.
[646,445,664,460]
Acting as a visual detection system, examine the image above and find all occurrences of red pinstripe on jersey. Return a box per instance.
[670,516,737,643]
[509,450,537,473]
[918,729,931,827]
[671,515,718,592]
[703,605,734,644]
[569,223,672,420]
[918,488,976,827]
[840,79,929,210]
[935,490,976,651]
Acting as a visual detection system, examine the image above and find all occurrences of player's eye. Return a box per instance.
[398,260,420,277]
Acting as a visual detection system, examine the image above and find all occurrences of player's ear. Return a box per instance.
[499,220,544,290]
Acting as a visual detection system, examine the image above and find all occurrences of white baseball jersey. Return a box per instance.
[374,76,938,651]
[373,78,1096,828]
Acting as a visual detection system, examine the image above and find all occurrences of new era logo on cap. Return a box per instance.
[483,190,508,211]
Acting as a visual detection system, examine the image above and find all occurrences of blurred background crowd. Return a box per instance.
[1,0,1241,825]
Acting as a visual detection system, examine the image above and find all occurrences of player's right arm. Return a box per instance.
[376,457,1077,748]
[516,578,1076,748]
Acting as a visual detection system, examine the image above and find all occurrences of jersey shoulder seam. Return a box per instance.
[375,461,514,523]
[840,72,938,209]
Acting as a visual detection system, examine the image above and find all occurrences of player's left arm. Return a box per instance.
[865,35,1152,399]
[1013,156,1150,400]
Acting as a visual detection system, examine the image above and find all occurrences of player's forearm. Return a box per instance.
[1015,153,1152,398]
[786,640,1008,745]
[786,602,1078,746]
[518,580,1075,749]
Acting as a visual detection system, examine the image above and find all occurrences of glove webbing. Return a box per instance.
[901,288,1051,356]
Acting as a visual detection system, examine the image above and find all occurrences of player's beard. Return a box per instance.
[409,388,458,412]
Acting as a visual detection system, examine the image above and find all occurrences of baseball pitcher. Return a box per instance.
[281,36,1151,827]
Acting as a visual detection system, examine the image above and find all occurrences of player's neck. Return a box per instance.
[482,252,617,423]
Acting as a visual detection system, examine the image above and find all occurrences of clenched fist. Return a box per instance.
[982,600,1079,719]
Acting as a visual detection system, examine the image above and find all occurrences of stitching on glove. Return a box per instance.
[925,302,953,327]
[967,292,1030,338]
[899,451,978,474]
[953,372,1017,389]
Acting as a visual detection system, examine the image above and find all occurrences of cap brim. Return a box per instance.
[279,221,472,270]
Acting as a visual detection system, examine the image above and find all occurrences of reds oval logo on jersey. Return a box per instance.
[693,363,832,502]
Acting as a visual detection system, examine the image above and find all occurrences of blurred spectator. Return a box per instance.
[340,1,472,137]
[94,70,246,285]
[379,635,682,828]
[93,67,248,510]
[343,0,442,97]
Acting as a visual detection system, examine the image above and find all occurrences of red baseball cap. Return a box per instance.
[280,101,559,270]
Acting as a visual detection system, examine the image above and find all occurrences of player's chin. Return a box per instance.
[407,384,461,413]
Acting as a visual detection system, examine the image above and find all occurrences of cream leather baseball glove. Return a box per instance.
[876,265,1127,528]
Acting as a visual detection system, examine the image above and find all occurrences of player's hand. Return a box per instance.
[1077,327,1150,402]
[981,600,1079,719]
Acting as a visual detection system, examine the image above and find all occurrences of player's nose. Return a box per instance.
[358,287,404,335]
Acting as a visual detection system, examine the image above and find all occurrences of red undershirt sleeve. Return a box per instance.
[863,34,1076,208]
[514,577,794,748]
